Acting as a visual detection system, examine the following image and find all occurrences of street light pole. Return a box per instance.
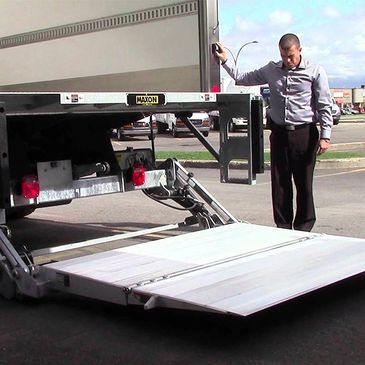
[236,41,258,64]
[224,40,258,81]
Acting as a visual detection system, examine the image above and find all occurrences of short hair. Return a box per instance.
[279,33,301,49]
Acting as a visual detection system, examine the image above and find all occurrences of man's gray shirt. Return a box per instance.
[223,57,333,139]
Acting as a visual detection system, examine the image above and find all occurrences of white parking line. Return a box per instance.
[315,168,365,179]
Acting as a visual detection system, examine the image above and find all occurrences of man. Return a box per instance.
[215,33,333,232]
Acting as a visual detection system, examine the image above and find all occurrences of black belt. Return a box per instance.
[271,123,311,131]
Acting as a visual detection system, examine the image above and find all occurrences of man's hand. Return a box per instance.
[214,42,228,64]
[317,138,330,155]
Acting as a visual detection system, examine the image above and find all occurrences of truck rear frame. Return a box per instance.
[1,91,365,318]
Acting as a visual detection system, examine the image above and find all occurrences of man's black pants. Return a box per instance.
[270,123,319,232]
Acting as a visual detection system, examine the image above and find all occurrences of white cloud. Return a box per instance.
[269,10,293,26]
[234,15,260,33]
[353,35,365,52]
[322,6,341,18]
[219,0,365,86]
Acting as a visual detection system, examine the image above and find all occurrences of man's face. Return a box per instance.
[280,44,302,69]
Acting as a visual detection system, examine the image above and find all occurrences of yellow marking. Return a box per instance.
[136,95,159,105]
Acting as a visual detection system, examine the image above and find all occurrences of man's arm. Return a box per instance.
[318,139,330,155]
[313,66,333,139]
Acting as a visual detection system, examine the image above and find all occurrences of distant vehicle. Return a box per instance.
[331,99,341,125]
[114,115,157,140]
[341,106,359,115]
[208,110,220,130]
[210,108,267,132]
[209,111,251,132]
[209,111,249,132]
[155,113,210,138]
[229,117,248,132]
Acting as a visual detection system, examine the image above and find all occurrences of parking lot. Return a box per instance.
[2,162,365,365]
[112,121,365,154]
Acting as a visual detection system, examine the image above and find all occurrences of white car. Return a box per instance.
[331,100,341,125]
[230,117,248,132]
[114,115,157,140]
[155,113,210,138]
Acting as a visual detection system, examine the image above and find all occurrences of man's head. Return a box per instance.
[279,33,302,69]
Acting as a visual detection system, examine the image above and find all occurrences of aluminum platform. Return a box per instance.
[41,223,365,316]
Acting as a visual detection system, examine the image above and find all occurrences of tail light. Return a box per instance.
[123,123,133,129]
[21,175,40,199]
[132,164,145,186]
[211,85,220,92]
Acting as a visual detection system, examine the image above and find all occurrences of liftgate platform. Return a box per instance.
[40,223,365,316]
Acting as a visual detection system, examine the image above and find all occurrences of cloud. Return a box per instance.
[234,15,260,33]
[322,6,341,18]
[219,0,365,87]
[268,10,293,26]
[353,35,365,52]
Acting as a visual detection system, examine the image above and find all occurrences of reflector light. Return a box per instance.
[21,175,40,199]
[211,85,220,92]
[132,164,146,186]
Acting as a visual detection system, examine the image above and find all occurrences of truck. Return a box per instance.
[1,0,365,318]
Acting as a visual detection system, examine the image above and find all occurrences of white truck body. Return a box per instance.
[0,0,219,92]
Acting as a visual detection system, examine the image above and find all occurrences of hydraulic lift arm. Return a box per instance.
[0,229,37,299]
[144,158,238,228]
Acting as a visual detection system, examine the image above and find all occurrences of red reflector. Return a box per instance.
[132,164,146,186]
[211,85,220,92]
[21,175,40,199]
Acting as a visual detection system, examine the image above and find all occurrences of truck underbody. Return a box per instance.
[1,92,365,318]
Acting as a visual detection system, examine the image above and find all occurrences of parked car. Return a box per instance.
[229,117,248,132]
[341,106,359,115]
[208,110,220,131]
[349,107,360,114]
[331,99,341,125]
[209,107,267,132]
[156,113,210,138]
[114,115,157,140]
[209,111,249,132]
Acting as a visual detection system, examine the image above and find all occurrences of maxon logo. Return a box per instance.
[136,95,159,105]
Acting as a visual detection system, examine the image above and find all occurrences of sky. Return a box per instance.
[218,0,365,88]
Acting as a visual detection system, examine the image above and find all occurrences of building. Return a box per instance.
[331,87,365,112]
